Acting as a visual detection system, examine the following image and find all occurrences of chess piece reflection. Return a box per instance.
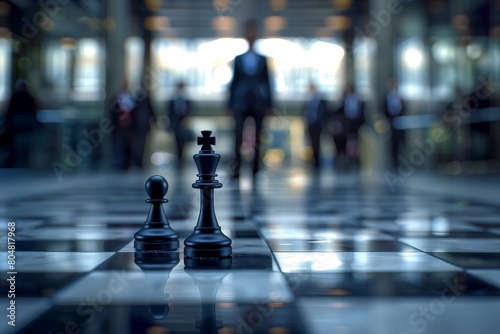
[184,131,232,264]
[134,175,180,255]
[134,252,180,320]
[185,264,230,333]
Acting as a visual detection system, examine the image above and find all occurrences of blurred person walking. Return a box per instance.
[341,86,364,169]
[111,79,136,170]
[4,80,39,168]
[303,82,327,169]
[168,81,192,166]
[228,19,272,179]
[133,89,157,169]
[384,79,405,168]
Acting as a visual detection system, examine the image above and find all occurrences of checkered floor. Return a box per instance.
[1,167,500,334]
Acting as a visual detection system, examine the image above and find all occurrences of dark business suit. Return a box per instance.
[110,91,136,170]
[384,89,404,167]
[133,91,156,168]
[4,89,38,168]
[340,92,364,168]
[342,93,365,139]
[304,95,327,168]
[228,49,272,176]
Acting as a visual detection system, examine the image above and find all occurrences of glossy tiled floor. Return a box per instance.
[1,167,500,334]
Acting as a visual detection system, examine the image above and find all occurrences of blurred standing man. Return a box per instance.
[384,79,404,168]
[133,89,156,169]
[342,86,364,168]
[228,19,272,179]
[303,82,327,169]
[329,102,347,170]
[111,79,136,170]
[168,81,192,165]
[4,80,39,168]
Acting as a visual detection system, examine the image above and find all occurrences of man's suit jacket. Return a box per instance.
[168,96,191,129]
[384,90,404,120]
[341,95,365,134]
[303,96,327,129]
[228,51,272,114]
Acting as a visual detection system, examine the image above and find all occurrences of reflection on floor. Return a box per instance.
[1,167,500,334]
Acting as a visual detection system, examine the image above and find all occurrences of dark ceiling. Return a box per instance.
[4,0,498,40]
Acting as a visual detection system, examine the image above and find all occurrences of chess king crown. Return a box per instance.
[193,130,223,188]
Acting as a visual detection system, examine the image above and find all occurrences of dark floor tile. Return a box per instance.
[96,252,274,271]
[18,303,308,334]
[431,252,500,269]
[391,231,500,238]
[13,240,130,252]
[473,223,500,229]
[285,271,500,297]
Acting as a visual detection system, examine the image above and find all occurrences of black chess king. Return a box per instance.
[184,130,232,259]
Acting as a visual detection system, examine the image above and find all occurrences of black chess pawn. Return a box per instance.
[134,175,179,256]
[184,130,232,263]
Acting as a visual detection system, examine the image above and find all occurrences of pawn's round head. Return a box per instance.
[145,175,168,199]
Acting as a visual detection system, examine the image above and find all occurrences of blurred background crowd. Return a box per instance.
[0,0,499,178]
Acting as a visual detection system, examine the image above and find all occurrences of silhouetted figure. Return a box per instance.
[303,83,327,168]
[341,86,364,168]
[168,81,192,165]
[329,101,347,169]
[111,80,136,170]
[470,87,494,161]
[228,20,272,178]
[443,86,466,162]
[384,79,404,168]
[133,89,156,168]
[4,80,39,168]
